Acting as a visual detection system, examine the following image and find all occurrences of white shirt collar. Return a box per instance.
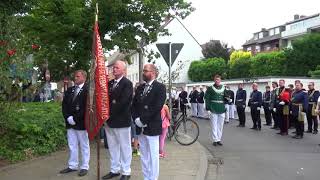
[114,76,124,83]
[76,83,84,89]
[146,79,155,86]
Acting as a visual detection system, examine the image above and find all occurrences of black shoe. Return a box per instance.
[237,125,242,127]
[313,131,318,134]
[306,130,312,133]
[217,141,223,146]
[291,131,297,134]
[250,127,257,129]
[78,169,88,176]
[292,135,303,139]
[213,142,217,146]
[60,167,77,174]
[120,175,131,180]
[102,172,120,179]
[270,126,276,129]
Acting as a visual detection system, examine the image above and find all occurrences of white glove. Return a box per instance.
[207,111,212,116]
[67,116,76,125]
[228,99,232,103]
[242,105,246,108]
[273,108,276,112]
[279,101,285,105]
[135,118,147,128]
[257,107,261,111]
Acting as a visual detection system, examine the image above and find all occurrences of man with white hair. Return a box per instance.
[102,60,133,180]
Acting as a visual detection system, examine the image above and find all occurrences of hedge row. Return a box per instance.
[0,102,66,162]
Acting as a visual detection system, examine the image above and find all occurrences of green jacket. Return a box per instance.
[205,85,226,114]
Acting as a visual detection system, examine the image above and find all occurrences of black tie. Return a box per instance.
[143,84,150,95]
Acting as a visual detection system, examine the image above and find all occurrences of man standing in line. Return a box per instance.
[102,61,133,180]
[263,85,272,126]
[205,75,227,146]
[274,80,286,132]
[224,85,234,124]
[306,82,319,134]
[132,64,166,180]
[179,87,188,115]
[248,83,263,131]
[236,83,247,127]
[270,82,279,129]
[291,82,308,139]
[60,70,90,177]
[189,86,199,117]
[197,86,205,118]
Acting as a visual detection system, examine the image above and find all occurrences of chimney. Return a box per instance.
[300,15,306,19]
[294,14,300,20]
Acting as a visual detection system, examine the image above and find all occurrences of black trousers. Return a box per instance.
[279,115,289,134]
[294,115,304,137]
[307,105,318,132]
[276,106,284,129]
[237,105,246,126]
[263,106,272,125]
[250,107,261,129]
[271,110,278,128]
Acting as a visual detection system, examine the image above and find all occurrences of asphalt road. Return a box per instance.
[196,114,320,180]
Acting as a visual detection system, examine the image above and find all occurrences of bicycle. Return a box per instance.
[167,106,199,146]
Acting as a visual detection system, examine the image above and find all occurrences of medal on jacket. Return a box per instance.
[76,104,80,111]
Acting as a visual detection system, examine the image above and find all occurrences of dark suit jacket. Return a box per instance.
[189,90,199,103]
[132,80,166,136]
[62,84,88,130]
[107,77,133,128]
[197,91,205,103]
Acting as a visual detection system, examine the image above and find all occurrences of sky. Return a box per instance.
[182,0,320,49]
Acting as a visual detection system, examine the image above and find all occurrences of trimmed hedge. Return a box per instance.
[0,102,66,162]
[188,57,227,81]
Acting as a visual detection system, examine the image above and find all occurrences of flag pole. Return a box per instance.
[95,3,100,180]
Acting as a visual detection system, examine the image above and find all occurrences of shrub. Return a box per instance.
[0,102,66,162]
[188,58,227,81]
[250,51,287,76]
[228,56,252,79]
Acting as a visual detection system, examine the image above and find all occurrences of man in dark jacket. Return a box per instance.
[236,83,247,127]
[132,64,166,180]
[248,83,263,130]
[263,85,272,126]
[197,87,205,118]
[306,82,320,134]
[102,61,133,180]
[60,70,89,177]
[189,86,199,117]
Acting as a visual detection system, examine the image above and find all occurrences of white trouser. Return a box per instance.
[225,104,230,122]
[105,125,132,175]
[209,113,225,142]
[67,129,90,170]
[229,104,235,119]
[138,134,160,180]
[191,103,198,117]
[197,103,205,118]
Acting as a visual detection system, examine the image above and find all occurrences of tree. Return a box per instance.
[21,0,194,81]
[229,50,251,65]
[284,33,320,76]
[201,40,233,61]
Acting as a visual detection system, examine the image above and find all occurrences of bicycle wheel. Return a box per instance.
[174,118,199,145]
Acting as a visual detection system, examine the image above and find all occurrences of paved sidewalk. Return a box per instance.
[0,140,207,180]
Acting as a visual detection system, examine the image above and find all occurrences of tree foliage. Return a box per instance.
[229,50,251,66]
[21,0,194,81]
[201,40,233,61]
[284,33,320,76]
[228,56,252,79]
[188,57,226,82]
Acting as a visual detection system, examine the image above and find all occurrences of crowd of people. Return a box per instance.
[58,60,320,179]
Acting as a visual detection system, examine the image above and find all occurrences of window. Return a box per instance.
[259,32,264,39]
[254,34,258,40]
[269,29,275,36]
[255,45,260,52]
[275,27,280,34]
[247,47,252,51]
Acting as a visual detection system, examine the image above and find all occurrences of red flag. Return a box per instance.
[85,20,110,140]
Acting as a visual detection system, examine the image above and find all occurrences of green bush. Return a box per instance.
[188,58,227,82]
[250,51,287,76]
[0,102,66,162]
[228,56,252,79]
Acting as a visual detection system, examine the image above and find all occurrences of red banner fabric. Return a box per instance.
[86,21,110,140]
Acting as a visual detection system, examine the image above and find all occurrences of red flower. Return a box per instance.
[7,49,16,57]
[32,44,40,50]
